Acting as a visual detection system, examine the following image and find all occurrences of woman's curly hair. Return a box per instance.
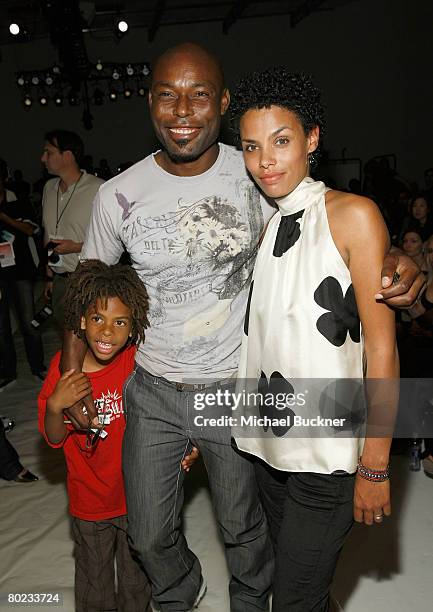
[63,259,150,345]
[229,67,325,148]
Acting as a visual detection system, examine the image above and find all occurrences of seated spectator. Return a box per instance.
[398,193,433,243]
[401,228,428,273]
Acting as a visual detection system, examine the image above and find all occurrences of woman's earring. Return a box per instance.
[308,151,318,169]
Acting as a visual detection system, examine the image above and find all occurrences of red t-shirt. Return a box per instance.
[38,346,136,521]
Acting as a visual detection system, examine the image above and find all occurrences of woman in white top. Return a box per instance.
[230,68,399,611]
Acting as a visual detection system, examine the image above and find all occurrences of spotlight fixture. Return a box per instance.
[39,94,48,106]
[109,88,117,101]
[112,69,120,80]
[138,86,147,97]
[9,23,20,36]
[17,75,25,86]
[9,22,29,41]
[117,20,128,33]
[142,64,150,76]
[126,64,134,76]
[96,59,103,71]
[23,94,32,107]
[31,75,40,85]
[45,75,54,86]
[54,94,63,106]
[52,65,61,74]
[123,86,132,99]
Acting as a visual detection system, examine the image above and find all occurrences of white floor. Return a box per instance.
[1,324,432,611]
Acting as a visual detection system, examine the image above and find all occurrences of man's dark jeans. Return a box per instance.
[0,279,45,379]
[122,365,274,612]
[255,460,355,612]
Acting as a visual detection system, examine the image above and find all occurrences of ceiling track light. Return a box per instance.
[23,94,32,108]
[9,23,20,36]
[117,20,129,33]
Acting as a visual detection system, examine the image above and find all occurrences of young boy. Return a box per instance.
[38,259,152,612]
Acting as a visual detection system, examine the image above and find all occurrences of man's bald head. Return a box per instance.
[152,42,225,92]
[149,41,230,173]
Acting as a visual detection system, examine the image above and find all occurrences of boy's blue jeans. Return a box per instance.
[122,364,274,612]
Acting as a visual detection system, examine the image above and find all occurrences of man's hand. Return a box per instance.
[61,330,100,430]
[51,238,82,255]
[376,250,425,308]
[353,474,391,525]
[48,369,92,414]
[181,446,200,472]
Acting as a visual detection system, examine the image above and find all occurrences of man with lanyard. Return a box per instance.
[41,130,104,327]
[61,43,424,611]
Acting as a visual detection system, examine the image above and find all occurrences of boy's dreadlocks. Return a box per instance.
[63,259,149,345]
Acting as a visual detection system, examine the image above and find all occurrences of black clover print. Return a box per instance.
[258,371,296,437]
[314,277,360,347]
[244,281,254,336]
[273,210,304,257]
[318,379,366,437]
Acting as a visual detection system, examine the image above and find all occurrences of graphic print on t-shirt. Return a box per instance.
[94,388,124,426]
[119,180,264,332]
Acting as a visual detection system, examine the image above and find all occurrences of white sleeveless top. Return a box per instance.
[234,177,365,474]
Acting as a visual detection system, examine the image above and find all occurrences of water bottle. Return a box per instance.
[409,438,421,471]
[31,302,53,328]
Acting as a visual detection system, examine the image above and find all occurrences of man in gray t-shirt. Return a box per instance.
[77,43,275,611]
[65,43,421,611]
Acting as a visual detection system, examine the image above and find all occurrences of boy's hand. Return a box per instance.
[48,369,92,415]
[181,447,200,472]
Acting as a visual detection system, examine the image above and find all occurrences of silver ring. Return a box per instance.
[374,514,383,521]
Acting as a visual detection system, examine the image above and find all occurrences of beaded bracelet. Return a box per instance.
[357,458,390,482]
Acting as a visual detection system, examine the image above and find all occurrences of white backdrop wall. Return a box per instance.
[0,0,431,186]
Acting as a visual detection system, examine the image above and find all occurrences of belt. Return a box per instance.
[156,374,234,392]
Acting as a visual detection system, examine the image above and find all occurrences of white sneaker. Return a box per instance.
[151,578,207,612]
[191,577,207,609]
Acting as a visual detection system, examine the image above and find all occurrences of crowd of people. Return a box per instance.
[0,41,431,612]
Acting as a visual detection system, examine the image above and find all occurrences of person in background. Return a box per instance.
[0,158,17,202]
[0,161,45,390]
[0,417,38,482]
[397,194,433,244]
[401,228,427,273]
[8,169,31,201]
[41,130,104,328]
